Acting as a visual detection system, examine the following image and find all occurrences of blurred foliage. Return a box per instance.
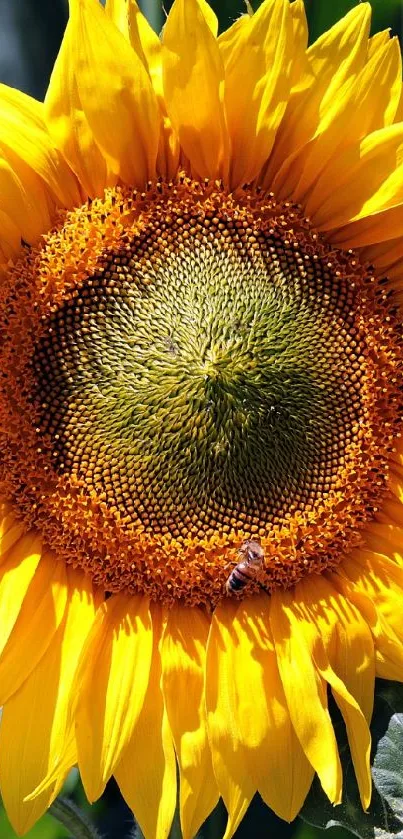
[0,0,402,837]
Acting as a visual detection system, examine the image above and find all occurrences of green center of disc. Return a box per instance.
[33,212,364,540]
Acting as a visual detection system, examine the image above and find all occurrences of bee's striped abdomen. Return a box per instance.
[225,565,252,593]
[225,540,265,595]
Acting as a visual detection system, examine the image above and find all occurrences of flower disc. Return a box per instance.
[0,179,401,605]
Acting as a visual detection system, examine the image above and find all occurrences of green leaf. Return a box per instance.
[299,681,403,838]
[371,683,403,825]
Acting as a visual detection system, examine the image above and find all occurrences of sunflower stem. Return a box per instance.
[49,796,103,839]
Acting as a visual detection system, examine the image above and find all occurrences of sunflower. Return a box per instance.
[1,0,403,836]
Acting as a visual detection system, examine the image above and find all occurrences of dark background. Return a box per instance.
[0,0,402,837]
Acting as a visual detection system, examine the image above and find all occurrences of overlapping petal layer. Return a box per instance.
[0,539,402,836]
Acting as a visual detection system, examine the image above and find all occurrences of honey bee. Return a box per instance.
[225,540,265,595]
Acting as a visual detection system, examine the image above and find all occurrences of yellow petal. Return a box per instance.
[155,115,181,180]
[374,632,403,680]
[308,4,370,78]
[75,593,153,802]
[394,82,403,123]
[266,4,371,193]
[308,123,403,231]
[367,29,391,59]
[0,568,97,836]
[335,214,403,251]
[296,579,373,809]
[223,0,293,187]
[0,533,42,658]
[162,0,228,181]
[253,600,314,823]
[302,617,371,810]
[205,600,254,838]
[358,233,403,270]
[0,151,51,249]
[297,36,402,206]
[298,575,375,723]
[0,503,25,559]
[269,590,342,805]
[387,466,403,508]
[0,210,21,263]
[377,497,403,528]
[114,606,177,839]
[392,449,403,470]
[206,596,313,835]
[105,0,180,180]
[24,734,77,805]
[45,19,109,199]
[161,606,218,839]
[373,38,402,127]
[324,681,371,810]
[0,84,81,209]
[289,0,309,82]
[364,522,403,566]
[0,552,67,705]
[106,0,135,41]
[197,0,218,36]
[339,550,403,643]
[218,14,249,66]
[67,0,160,187]
[106,0,163,94]
[333,575,403,684]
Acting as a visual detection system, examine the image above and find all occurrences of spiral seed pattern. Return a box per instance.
[0,179,400,605]
[34,215,364,540]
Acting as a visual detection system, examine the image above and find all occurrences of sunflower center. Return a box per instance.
[0,180,401,606]
[34,213,360,539]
